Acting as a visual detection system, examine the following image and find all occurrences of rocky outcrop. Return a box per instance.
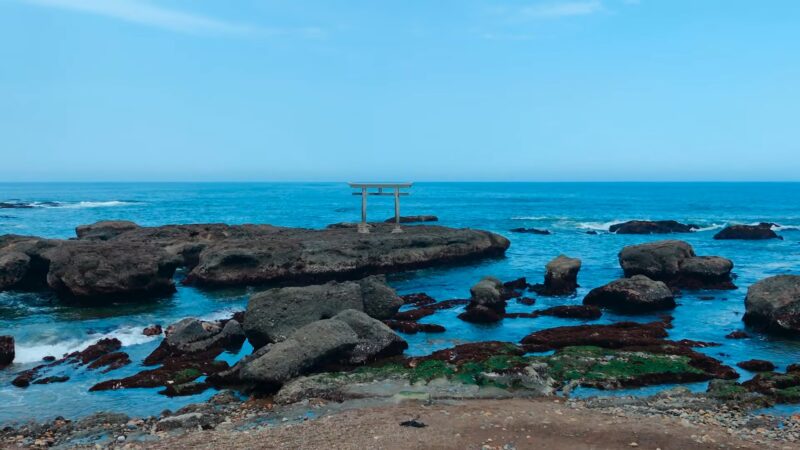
[161,318,246,355]
[509,228,550,235]
[714,223,782,240]
[609,220,699,234]
[743,275,800,335]
[384,216,438,223]
[143,324,162,336]
[530,255,581,296]
[238,319,360,388]
[330,310,408,364]
[520,321,738,381]
[42,241,180,299]
[75,221,139,241]
[583,275,675,313]
[0,336,13,368]
[618,240,735,290]
[458,277,507,323]
[1,222,509,301]
[243,276,402,348]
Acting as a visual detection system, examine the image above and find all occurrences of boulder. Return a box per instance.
[714,223,781,240]
[331,309,408,364]
[42,241,180,299]
[609,220,698,234]
[530,255,581,296]
[163,318,245,354]
[384,215,438,223]
[75,220,139,241]
[743,275,800,335]
[618,240,735,289]
[737,359,776,372]
[358,276,404,320]
[243,281,363,348]
[458,277,507,323]
[583,275,676,313]
[143,324,163,336]
[0,335,14,368]
[238,319,360,387]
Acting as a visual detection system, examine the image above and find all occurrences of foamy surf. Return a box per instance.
[13,326,160,364]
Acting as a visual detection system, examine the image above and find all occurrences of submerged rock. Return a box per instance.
[243,276,402,348]
[530,255,581,296]
[609,220,699,234]
[509,228,551,235]
[583,275,675,313]
[725,330,750,339]
[0,335,14,368]
[743,275,800,335]
[714,223,782,240]
[382,320,446,334]
[618,240,735,290]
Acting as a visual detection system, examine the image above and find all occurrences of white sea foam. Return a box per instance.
[13,325,159,364]
[575,220,627,231]
[693,223,725,232]
[45,201,135,209]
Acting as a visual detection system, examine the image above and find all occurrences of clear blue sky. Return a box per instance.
[1,0,799,181]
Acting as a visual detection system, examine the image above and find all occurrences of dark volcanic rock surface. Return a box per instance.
[0,335,13,368]
[609,220,699,234]
[509,228,551,235]
[384,215,438,223]
[458,276,507,323]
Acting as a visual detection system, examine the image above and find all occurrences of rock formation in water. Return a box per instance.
[609,220,699,234]
[530,255,581,296]
[583,275,676,313]
[0,221,509,301]
[743,275,800,335]
[714,223,782,240]
[618,240,735,290]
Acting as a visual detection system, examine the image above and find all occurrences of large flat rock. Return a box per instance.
[0,222,509,300]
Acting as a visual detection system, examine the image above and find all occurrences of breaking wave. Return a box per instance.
[13,325,159,364]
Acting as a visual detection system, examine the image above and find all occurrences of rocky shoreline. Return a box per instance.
[2,219,800,448]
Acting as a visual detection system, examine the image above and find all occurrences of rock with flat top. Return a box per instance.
[743,275,800,335]
[618,240,734,290]
[584,275,675,313]
[531,255,581,296]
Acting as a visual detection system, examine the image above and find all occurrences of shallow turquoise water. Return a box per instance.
[0,182,799,423]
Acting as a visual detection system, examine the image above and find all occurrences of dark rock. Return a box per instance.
[725,330,750,339]
[609,220,699,234]
[586,230,599,235]
[238,319,360,388]
[161,318,245,355]
[159,381,211,397]
[743,275,800,335]
[583,275,675,313]
[510,228,550,235]
[42,356,55,362]
[156,412,218,431]
[400,293,436,307]
[400,419,427,428]
[503,277,528,291]
[427,299,470,310]
[382,320,446,334]
[0,336,13,368]
[743,371,800,403]
[75,221,139,241]
[618,240,735,290]
[516,297,536,306]
[0,202,34,209]
[410,341,525,366]
[530,255,581,296]
[332,309,408,364]
[32,375,69,384]
[358,276,404,320]
[69,338,122,365]
[86,352,131,373]
[737,359,776,372]
[536,305,602,319]
[787,364,800,373]
[714,223,782,240]
[143,324,163,336]
[384,215,438,223]
[458,277,506,323]
[393,307,435,321]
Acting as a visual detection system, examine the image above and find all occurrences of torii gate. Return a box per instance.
[348,182,412,233]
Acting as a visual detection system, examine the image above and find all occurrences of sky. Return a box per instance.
[1,0,799,182]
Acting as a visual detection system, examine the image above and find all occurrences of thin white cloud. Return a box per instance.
[19,0,323,37]
[519,1,604,19]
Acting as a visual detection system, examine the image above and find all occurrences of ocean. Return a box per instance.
[1,182,799,423]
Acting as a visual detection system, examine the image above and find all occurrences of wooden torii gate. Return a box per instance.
[348,182,412,233]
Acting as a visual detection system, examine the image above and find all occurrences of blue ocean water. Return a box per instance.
[0,182,799,423]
